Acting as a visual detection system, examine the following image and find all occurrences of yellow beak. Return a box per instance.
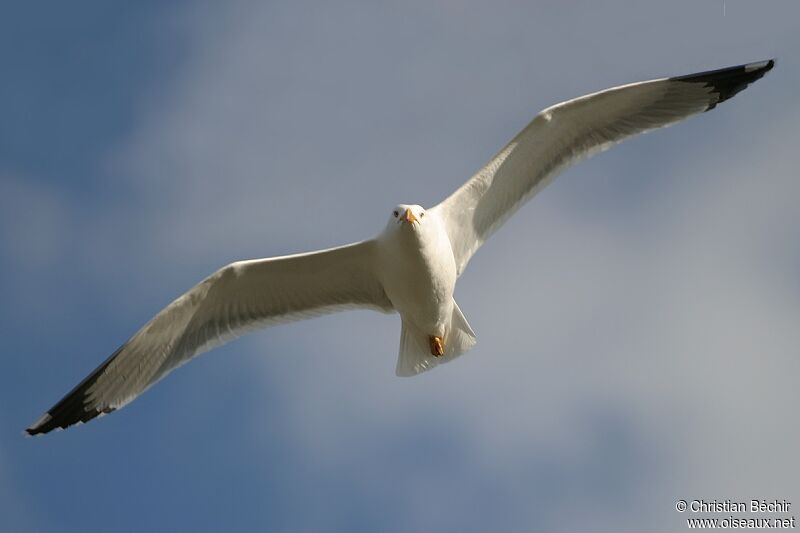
[403,208,418,225]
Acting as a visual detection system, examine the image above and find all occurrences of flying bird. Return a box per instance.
[27,59,775,435]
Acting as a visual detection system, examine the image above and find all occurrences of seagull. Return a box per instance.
[27,59,774,435]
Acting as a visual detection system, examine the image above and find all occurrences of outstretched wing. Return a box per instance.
[433,59,774,275]
[27,240,392,435]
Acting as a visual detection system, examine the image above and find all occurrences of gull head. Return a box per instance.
[388,204,426,231]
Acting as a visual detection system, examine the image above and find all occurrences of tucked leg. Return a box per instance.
[429,335,444,357]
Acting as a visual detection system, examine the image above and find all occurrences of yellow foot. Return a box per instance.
[429,335,444,357]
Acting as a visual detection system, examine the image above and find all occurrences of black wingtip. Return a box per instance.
[672,59,775,111]
[25,406,113,436]
[25,344,125,436]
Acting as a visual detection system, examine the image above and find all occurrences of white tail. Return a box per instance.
[395,300,477,377]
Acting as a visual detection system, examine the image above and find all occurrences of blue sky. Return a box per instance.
[2,1,799,532]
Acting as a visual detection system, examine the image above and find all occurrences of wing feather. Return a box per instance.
[434,60,774,275]
[27,240,392,435]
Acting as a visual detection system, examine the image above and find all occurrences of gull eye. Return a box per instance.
[393,210,399,218]
[420,212,425,218]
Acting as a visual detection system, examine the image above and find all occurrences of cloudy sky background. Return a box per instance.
[2,1,798,531]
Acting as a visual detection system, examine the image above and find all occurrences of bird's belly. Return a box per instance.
[382,250,455,335]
